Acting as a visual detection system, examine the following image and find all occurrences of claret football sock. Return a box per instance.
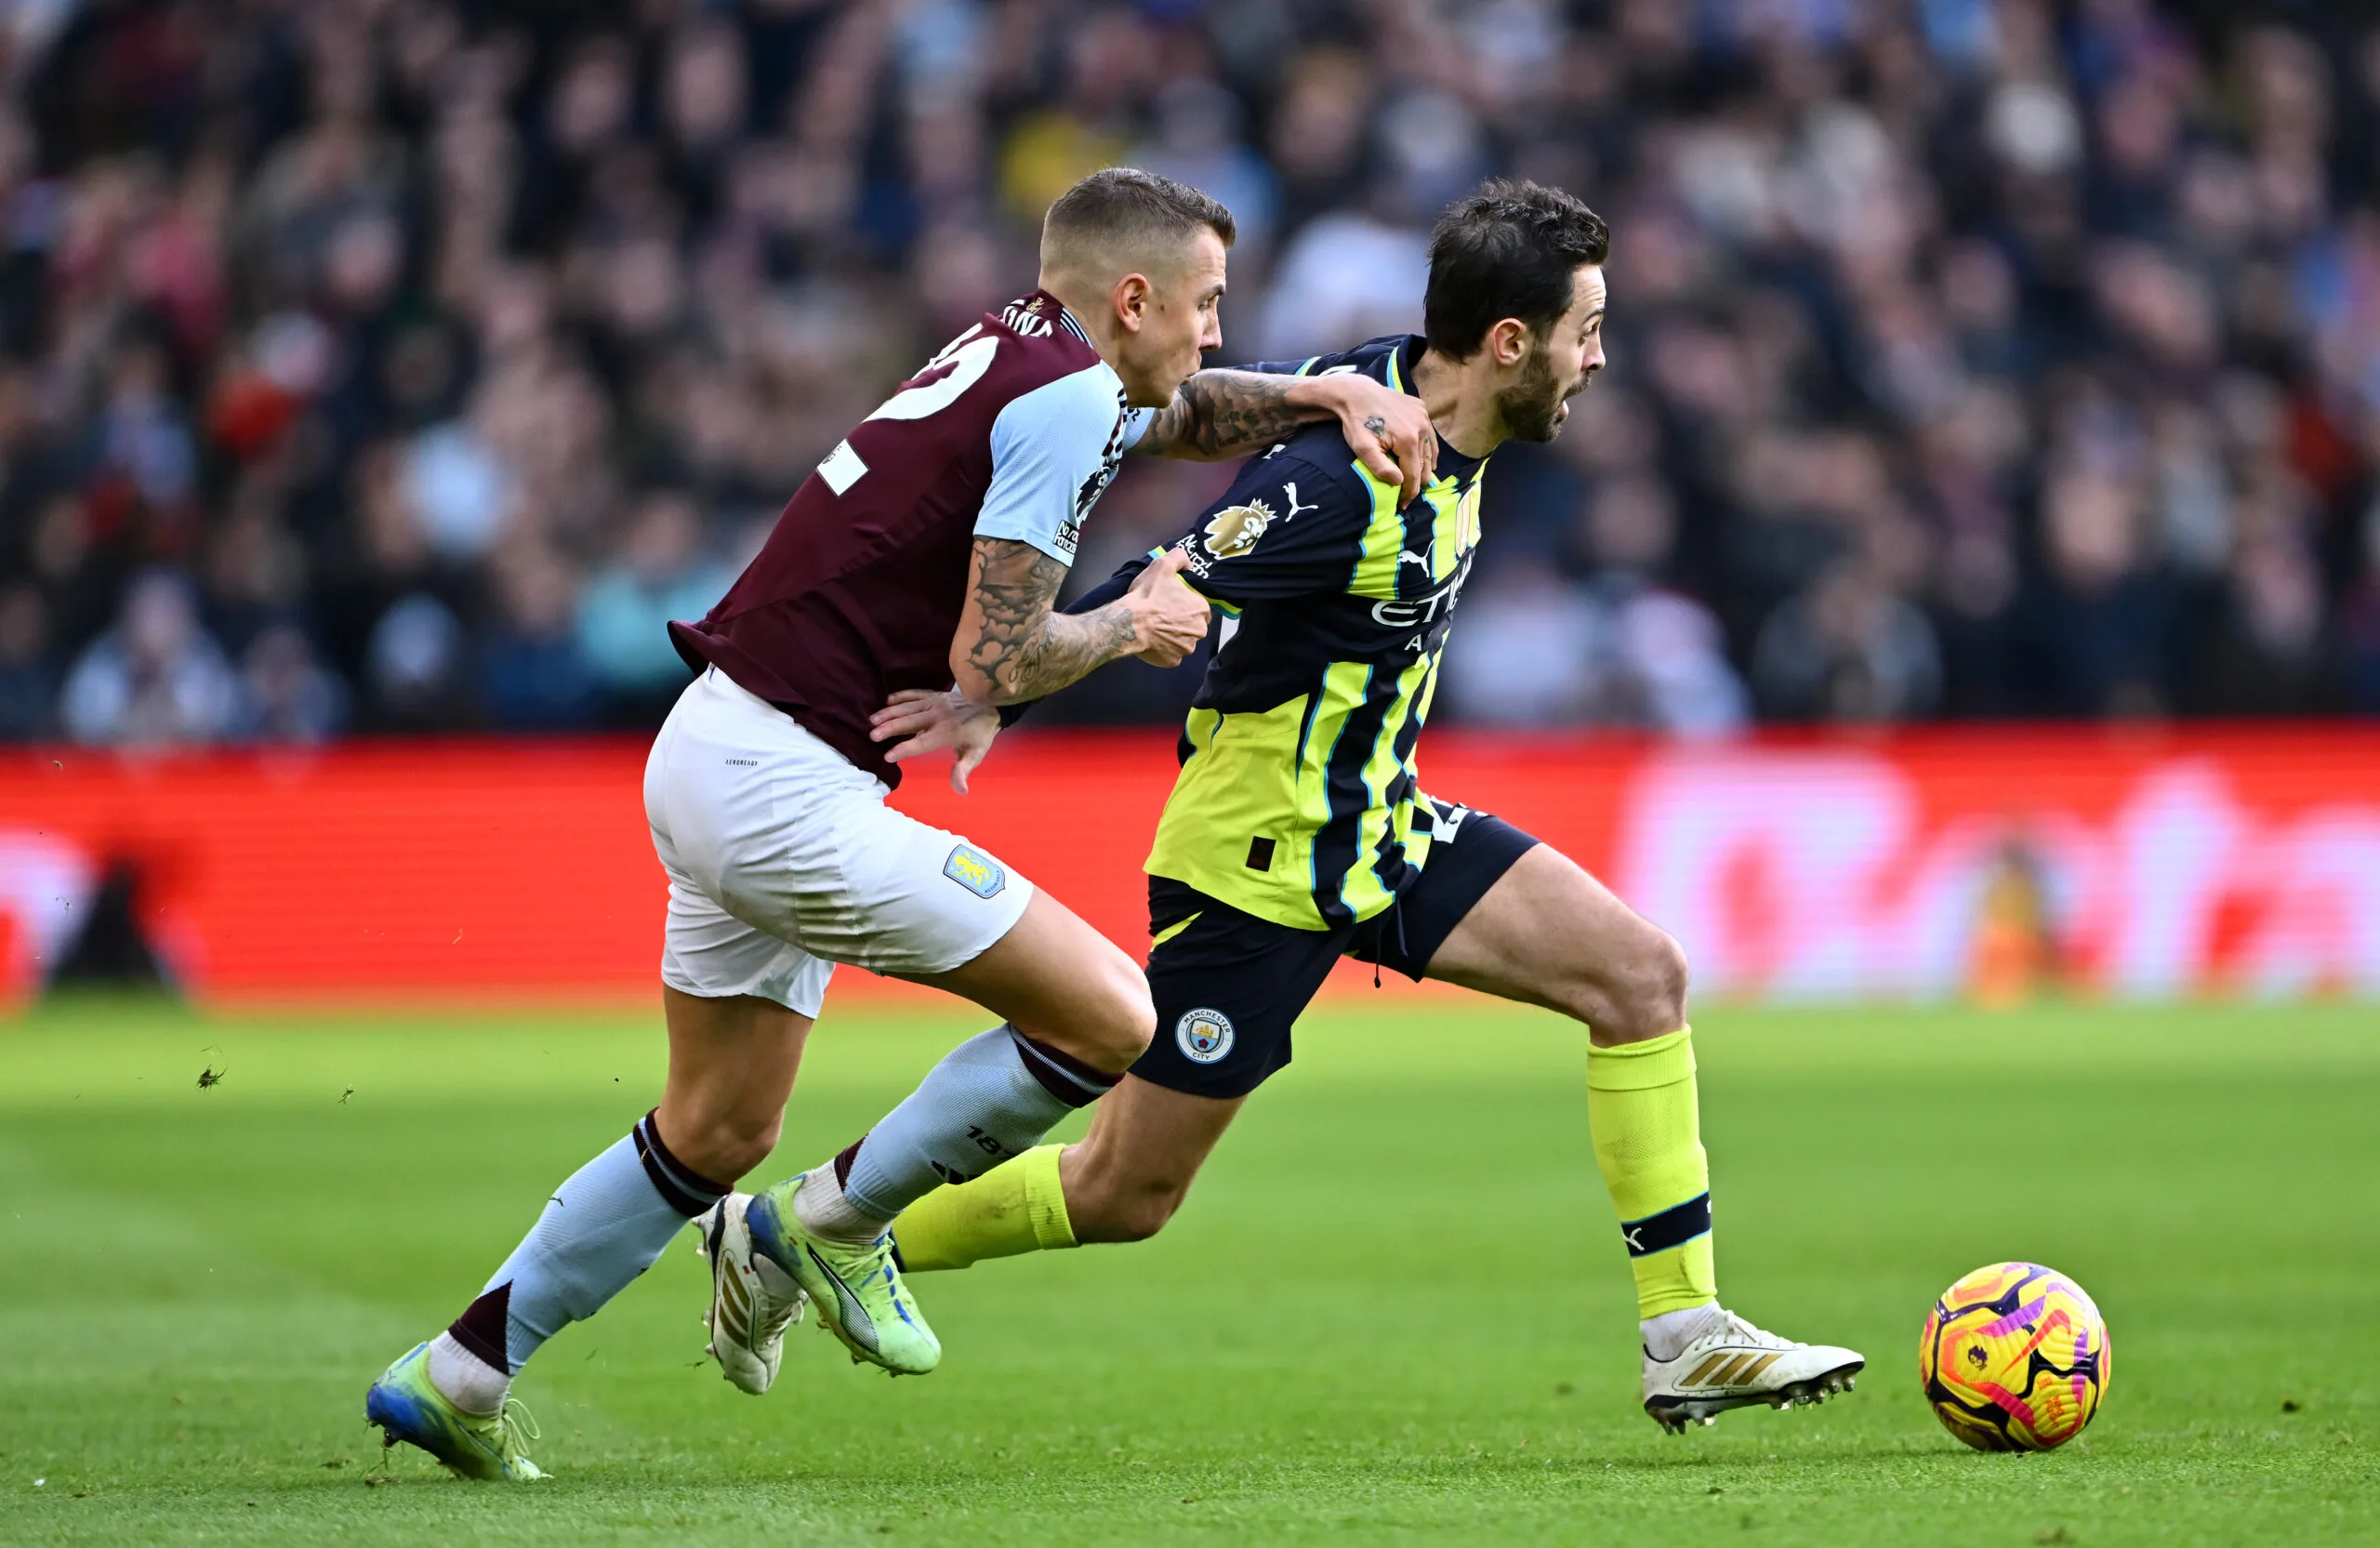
[454,1108,729,1376]
[1587,1027,1719,1321]
[889,1143,1078,1270]
[826,1025,1117,1232]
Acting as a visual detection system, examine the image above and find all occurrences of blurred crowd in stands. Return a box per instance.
[2,0,2378,747]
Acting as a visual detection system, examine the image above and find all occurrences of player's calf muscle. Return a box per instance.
[1059,1143,1196,1243]
[1056,1078,1238,1242]
[1068,1176,1186,1243]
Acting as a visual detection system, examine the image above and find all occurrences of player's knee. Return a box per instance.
[693,1106,784,1182]
[1068,957,1157,1073]
[1583,927,1690,1045]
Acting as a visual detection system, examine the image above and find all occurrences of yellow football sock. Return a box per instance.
[1587,1027,1717,1318]
[889,1144,1077,1271]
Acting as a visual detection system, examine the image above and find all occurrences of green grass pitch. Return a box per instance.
[1,995,2373,1545]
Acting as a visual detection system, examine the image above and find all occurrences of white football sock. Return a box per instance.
[1642,1303,1726,1362]
[428,1331,510,1415]
[791,1165,890,1245]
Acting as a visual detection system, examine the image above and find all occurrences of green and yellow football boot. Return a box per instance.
[364,1342,546,1480]
[746,1171,941,1376]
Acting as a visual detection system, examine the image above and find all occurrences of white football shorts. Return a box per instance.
[642,667,1034,1015]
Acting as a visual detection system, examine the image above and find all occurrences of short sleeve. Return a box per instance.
[1170,451,1372,606]
[1227,337,1403,380]
[973,365,1131,563]
[1228,356,1324,377]
[1226,348,1358,377]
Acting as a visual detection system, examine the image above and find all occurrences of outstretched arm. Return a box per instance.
[949,538,1208,706]
[1135,367,1438,503]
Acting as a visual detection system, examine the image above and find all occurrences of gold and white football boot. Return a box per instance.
[696,1192,809,1395]
[1642,1308,1863,1432]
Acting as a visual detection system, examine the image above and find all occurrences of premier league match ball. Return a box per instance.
[1919,1262,2110,1452]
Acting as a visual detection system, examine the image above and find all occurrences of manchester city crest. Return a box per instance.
[1175,1007,1235,1064]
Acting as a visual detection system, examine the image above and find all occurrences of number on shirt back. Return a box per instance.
[814,327,1001,494]
[868,327,1000,422]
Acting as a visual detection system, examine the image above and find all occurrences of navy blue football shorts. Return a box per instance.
[1131,803,1540,1101]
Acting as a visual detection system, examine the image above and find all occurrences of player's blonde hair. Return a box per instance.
[1040,168,1236,281]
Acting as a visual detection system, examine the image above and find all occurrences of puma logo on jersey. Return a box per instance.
[1398,547,1434,569]
[1202,498,1276,560]
[1281,483,1319,522]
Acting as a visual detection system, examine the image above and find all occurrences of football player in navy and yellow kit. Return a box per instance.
[862,181,1863,1431]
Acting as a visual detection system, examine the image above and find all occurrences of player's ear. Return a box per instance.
[1112,272,1152,334]
[1488,317,1530,368]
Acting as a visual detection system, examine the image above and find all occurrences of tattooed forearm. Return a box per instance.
[954,537,1141,704]
[1137,369,1322,460]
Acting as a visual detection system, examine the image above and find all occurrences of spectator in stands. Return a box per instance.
[60,569,242,747]
[480,545,597,733]
[1754,559,1945,724]
[236,621,349,744]
[1571,472,1747,736]
[1441,556,1603,727]
[364,593,475,733]
[0,584,58,742]
[575,488,733,727]
[2019,462,2181,718]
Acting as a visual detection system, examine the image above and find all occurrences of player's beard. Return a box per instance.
[1496,342,1578,443]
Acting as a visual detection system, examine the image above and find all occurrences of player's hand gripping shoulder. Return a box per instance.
[869,688,1003,794]
[1137,369,1438,507]
[952,539,1209,706]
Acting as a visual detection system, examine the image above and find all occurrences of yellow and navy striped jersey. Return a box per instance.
[1126,335,1488,931]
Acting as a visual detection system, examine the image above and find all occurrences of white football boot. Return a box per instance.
[696,1192,809,1395]
[1642,1308,1864,1433]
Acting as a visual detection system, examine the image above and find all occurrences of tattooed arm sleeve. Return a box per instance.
[1134,366,1437,507]
[993,552,1157,727]
[950,537,1145,706]
[1131,369,1338,461]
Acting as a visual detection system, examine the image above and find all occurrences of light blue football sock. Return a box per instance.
[446,1109,729,1374]
[828,1025,1118,1226]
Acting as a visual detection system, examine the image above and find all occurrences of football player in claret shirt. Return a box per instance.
[866,180,1865,1434]
[365,168,1436,1479]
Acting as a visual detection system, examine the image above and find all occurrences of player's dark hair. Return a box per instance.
[1042,167,1236,263]
[1424,179,1609,360]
